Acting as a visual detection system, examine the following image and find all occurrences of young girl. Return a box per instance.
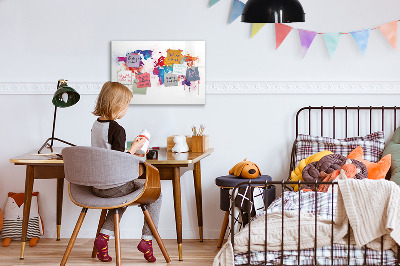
[91,81,162,263]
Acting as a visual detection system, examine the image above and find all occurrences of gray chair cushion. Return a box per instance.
[69,180,145,208]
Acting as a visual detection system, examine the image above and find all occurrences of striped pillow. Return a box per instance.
[294,131,385,166]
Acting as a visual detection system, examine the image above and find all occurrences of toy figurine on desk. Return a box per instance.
[172,135,189,153]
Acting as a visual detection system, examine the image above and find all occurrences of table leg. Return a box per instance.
[172,167,183,261]
[193,161,203,242]
[56,178,64,241]
[20,165,35,259]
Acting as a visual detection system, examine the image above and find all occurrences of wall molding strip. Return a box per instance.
[0,81,399,95]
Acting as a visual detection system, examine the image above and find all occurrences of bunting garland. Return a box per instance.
[298,30,317,58]
[275,23,292,49]
[229,0,245,24]
[378,21,398,50]
[351,29,370,55]
[209,0,220,7]
[208,1,399,58]
[251,23,266,38]
[323,33,341,58]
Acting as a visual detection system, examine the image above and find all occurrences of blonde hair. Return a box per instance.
[93,82,133,120]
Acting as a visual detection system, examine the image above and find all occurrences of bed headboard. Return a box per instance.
[295,106,400,138]
[290,106,400,179]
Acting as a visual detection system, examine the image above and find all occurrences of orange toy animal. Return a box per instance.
[229,159,261,179]
[1,192,44,247]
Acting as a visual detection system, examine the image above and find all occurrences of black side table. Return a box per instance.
[215,175,275,248]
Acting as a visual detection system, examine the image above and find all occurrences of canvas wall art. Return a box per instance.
[111,41,205,104]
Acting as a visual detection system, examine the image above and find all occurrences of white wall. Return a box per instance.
[1,0,400,239]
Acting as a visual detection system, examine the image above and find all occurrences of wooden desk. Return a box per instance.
[10,147,213,261]
[9,148,64,259]
[146,148,213,260]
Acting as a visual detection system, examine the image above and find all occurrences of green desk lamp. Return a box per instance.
[38,79,80,154]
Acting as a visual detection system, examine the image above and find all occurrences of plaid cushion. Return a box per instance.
[295,131,385,166]
[266,191,336,220]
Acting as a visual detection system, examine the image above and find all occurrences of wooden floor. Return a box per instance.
[0,239,221,265]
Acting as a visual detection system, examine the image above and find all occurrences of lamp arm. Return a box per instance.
[50,79,61,148]
[50,105,57,148]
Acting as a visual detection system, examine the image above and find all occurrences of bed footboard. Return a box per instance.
[230,180,400,266]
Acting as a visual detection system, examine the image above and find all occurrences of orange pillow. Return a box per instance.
[347,146,391,180]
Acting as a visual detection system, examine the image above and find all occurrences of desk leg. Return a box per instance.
[56,178,64,241]
[193,161,203,242]
[20,165,34,259]
[172,167,183,261]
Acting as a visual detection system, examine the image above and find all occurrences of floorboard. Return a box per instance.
[0,239,222,265]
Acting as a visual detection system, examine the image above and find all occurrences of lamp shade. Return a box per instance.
[52,84,80,108]
[241,0,305,23]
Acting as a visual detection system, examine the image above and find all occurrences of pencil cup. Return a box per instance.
[191,135,209,153]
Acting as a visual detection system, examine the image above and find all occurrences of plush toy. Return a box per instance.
[1,192,44,247]
[348,146,391,180]
[289,150,333,191]
[229,159,261,179]
[317,160,360,193]
[172,135,189,153]
[302,154,367,181]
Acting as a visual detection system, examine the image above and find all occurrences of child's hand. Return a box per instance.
[134,149,149,157]
[129,137,147,155]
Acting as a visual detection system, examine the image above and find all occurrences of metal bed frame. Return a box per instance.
[230,106,400,266]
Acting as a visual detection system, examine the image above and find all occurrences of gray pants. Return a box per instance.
[92,180,162,240]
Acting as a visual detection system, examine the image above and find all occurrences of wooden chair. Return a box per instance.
[60,146,171,265]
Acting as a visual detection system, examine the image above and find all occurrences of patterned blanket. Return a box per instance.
[214,190,397,266]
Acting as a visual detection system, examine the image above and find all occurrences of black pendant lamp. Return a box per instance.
[242,0,305,23]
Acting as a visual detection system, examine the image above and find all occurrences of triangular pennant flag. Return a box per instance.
[275,23,293,49]
[351,29,370,55]
[378,21,398,50]
[229,0,245,24]
[323,33,341,58]
[209,0,220,7]
[251,23,266,38]
[298,29,317,58]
